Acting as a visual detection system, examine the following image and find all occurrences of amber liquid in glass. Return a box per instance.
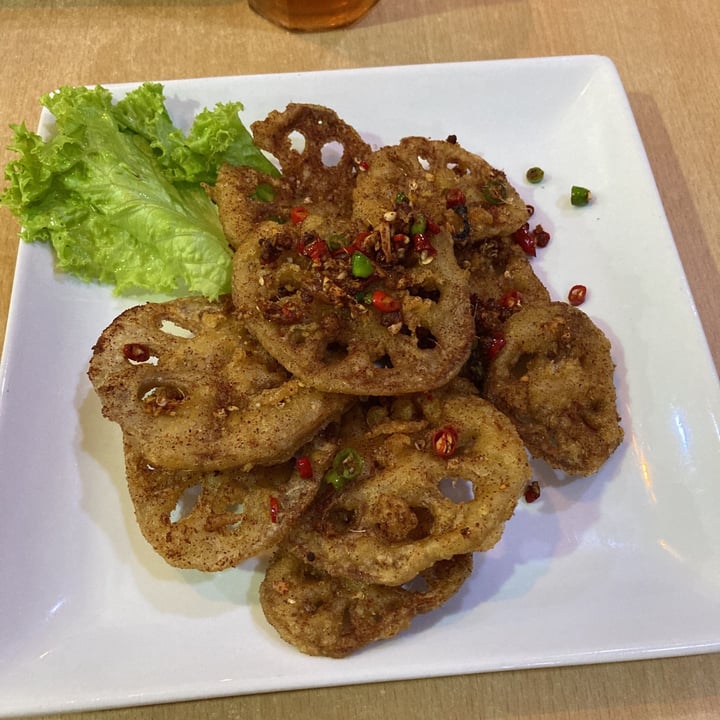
[249,0,378,31]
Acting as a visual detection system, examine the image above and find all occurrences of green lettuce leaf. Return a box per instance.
[0,83,276,299]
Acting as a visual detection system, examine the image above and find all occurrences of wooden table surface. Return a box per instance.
[1,1,719,718]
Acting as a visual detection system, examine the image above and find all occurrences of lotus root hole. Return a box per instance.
[438,478,475,503]
[322,340,349,365]
[288,130,306,154]
[160,319,196,339]
[170,485,202,523]
[320,141,344,167]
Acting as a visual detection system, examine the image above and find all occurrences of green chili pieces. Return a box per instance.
[570,185,591,206]
[482,179,508,205]
[526,166,544,184]
[350,251,374,278]
[410,214,427,236]
[325,447,364,490]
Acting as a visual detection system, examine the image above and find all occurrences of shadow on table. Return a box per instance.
[628,91,720,370]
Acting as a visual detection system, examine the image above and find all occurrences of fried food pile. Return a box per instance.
[88,104,623,657]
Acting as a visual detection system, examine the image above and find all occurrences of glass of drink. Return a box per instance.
[249,0,379,31]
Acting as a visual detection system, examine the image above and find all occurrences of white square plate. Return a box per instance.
[1,56,719,717]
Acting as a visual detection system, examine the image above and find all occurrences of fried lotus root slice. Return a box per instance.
[212,165,364,254]
[484,301,624,476]
[88,295,350,471]
[124,435,336,571]
[287,380,530,585]
[211,165,297,251]
[353,136,529,244]
[250,103,372,215]
[260,548,472,657]
[232,224,474,395]
[455,237,551,384]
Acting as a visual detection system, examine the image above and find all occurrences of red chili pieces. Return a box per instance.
[295,455,313,479]
[269,496,280,523]
[533,224,551,248]
[568,284,588,306]
[445,188,466,208]
[412,233,437,257]
[511,223,536,257]
[487,335,507,361]
[290,206,309,225]
[524,481,541,503]
[431,426,459,458]
[122,343,151,362]
[371,290,401,313]
[299,237,329,263]
[499,289,523,309]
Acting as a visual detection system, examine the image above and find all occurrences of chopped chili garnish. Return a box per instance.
[487,335,506,361]
[269,496,279,523]
[290,206,309,225]
[511,223,536,257]
[295,455,313,479]
[482,179,508,205]
[445,188,466,208]
[357,159,370,171]
[533,224,551,248]
[524,481,541,503]
[299,237,329,263]
[426,217,442,234]
[350,251,374,278]
[568,284,587,306]
[499,289,523,309]
[371,290,401,313]
[525,167,544,184]
[570,185,591,206]
[332,448,364,481]
[410,215,427,236]
[412,233,436,257]
[123,343,150,362]
[431,426,459,458]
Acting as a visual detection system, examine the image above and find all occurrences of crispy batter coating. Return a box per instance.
[484,301,624,476]
[250,102,372,215]
[88,296,350,471]
[124,434,336,571]
[458,236,550,310]
[353,136,529,244]
[231,224,474,395]
[286,379,530,585]
[456,236,551,385]
[212,103,371,250]
[210,165,296,251]
[260,548,472,657]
